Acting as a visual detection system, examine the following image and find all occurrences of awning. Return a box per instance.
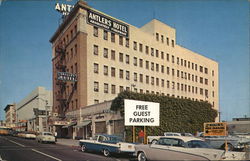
[62,122,77,128]
[74,120,91,128]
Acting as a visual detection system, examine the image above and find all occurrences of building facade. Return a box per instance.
[50,1,219,133]
[4,104,16,127]
[16,87,52,132]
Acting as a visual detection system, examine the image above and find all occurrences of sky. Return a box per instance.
[0,0,249,121]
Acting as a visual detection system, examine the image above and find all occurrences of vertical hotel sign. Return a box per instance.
[87,9,129,38]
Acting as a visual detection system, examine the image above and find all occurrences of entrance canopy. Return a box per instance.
[62,122,77,128]
[74,120,91,128]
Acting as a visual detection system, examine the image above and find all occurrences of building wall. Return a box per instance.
[16,87,52,132]
[51,1,219,121]
[4,104,16,127]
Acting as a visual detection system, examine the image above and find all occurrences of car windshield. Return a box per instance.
[187,140,212,148]
[157,138,185,147]
[44,132,52,136]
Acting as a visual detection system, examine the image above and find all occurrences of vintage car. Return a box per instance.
[36,132,56,143]
[79,134,135,157]
[204,135,250,151]
[24,131,37,139]
[148,132,182,144]
[135,136,246,161]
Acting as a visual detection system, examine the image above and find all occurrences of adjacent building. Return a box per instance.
[16,87,52,132]
[4,104,16,128]
[50,1,219,138]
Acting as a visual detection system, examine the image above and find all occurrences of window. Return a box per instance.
[134,73,137,81]
[205,78,208,85]
[111,85,116,94]
[140,89,143,94]
[133,41,137,50]
[111,33,115,42]
[151,77,154,85]
[181,84,183,91]
[103,48,108,58]
[188,61,190,68]
[161,51,164,59]
[126,71,130,80]
[151,48,154,56]
[195,76,198,82]
[167,80,170,88]
[177,70,180,77]
[119,36,123,45]
[205,67,208,74]
[104,83,108,93]
[119,69,124,79]
[166,37,169,45]
[125,55,129,64]
[156,33,159,41]
[212,70,214,76]
[200,77,203,84]
[104,65,108,76]
[151,62,154,71]
[212,81,214,87]
[94,81,99,92]
[119,86,124,93]
[166,53,169,61]
[156,64,159,72]
[93,26,98,37]
[139,43,143,52]
[119,53,123,62]
[126,38,129,47]
[94,99,99,104]
[146,61,149,69]
[177,57,179,65]
[111,67,115,77]
[103,30,108,40]
[145,46,149,54]
[139,59,143,67]
[200,88,204,95]
[166,67,170,75]
[111,50,115,60]
[195,64,197,71]
[134,57,138,66]
[172,81,175,89]
[212,91,215,97]
[146,75,149,84]
[200,66,203,73]
[156,50,159,57]
[188,73,190,80]
[205,89,208,98]
[192,63,194,69]
[139,74,143,82]
[156,78,159,86]
[188,85,191,92]
[161,65,164,73]
[93,45,98,55]
[161,35,164,43]
[172,55,174,63]
[171,40,175,47]
[161,79,164,87]
[177,83,180,90]
[94,63,99,73]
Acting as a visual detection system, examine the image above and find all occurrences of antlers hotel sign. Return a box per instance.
[87,10,129,38]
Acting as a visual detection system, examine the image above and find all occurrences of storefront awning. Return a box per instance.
[74,120,91,128]
[62,122,77,128]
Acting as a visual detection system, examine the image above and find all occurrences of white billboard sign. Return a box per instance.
[124,99,160,126]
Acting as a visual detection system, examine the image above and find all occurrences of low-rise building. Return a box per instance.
[16,87,52,132]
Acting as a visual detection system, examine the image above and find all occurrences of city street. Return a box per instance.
[0,136,134,161]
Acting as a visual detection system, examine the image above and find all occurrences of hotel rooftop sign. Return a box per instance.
[87,9,129,38]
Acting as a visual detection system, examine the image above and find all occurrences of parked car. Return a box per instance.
[135,136,246,161]
[148,132,182,144]
[204,135,250,151]
[36,132,56,143]
[79,134,135,157]
[24,131,37,139]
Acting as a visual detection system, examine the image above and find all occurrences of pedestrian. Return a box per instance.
[54,131,57,142]
[138,130,144,144]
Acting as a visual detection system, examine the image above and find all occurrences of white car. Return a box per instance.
[24,132,37,139]
[36,132,56,143]
[136,136,246,161]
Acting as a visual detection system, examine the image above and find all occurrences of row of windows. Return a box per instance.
[93,81,215,98]
[93,63,213,86]
[155,32,175,47]
[93,45,212,75]
[59,24,77,48]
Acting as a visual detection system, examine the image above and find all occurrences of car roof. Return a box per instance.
[159,136,203,142]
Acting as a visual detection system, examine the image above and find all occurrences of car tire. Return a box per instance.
[221,143,234,151]
[138,152,147,161]
[103,149,110,157]
[81,145,86,152]
[151,139,158,144]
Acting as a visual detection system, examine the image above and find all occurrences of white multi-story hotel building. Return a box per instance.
[51,1,219,123]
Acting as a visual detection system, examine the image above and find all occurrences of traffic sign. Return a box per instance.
[204,122,227,136]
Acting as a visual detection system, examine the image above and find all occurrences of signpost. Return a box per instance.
[124,99,160,144]
[204,122,228,151]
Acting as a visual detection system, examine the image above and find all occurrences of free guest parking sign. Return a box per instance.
[124,99,160,126]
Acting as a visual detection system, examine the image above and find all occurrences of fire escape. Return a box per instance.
[55,41,77,118]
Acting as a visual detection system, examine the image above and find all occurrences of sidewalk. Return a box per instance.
[56,138,80,147]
